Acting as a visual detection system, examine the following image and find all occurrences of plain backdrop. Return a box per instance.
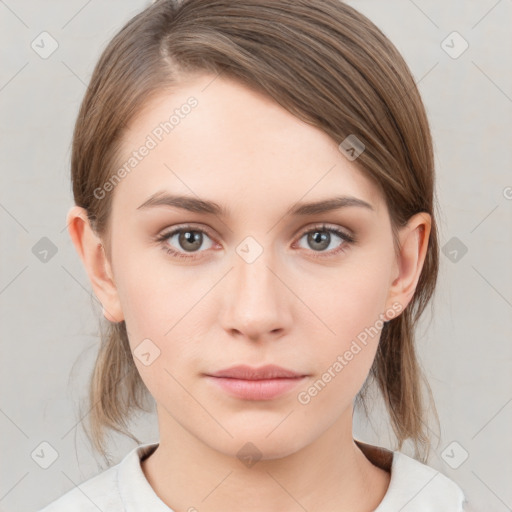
[1,1,511,511]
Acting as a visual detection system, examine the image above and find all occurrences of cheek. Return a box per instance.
[301,250,393,398]
[312,262,391,342]
[113,242,193,331]
[298,276,388,414]
[112,247,209,379]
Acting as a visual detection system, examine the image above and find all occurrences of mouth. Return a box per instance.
[204,364,308,400]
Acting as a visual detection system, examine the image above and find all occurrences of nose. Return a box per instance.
[218,243,292,342]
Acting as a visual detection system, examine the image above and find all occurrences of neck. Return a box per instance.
[141,406,391,512]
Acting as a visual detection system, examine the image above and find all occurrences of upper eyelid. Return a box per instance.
[158,223,215,240]
[158,222,350,236]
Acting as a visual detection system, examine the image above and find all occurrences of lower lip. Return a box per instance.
[205,376,307,400]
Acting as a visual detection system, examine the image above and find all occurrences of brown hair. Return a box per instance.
[71,0,440,464]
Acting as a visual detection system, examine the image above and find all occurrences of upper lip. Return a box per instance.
[207,364,306,380]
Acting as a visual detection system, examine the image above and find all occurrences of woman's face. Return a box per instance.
[93,73,415,458]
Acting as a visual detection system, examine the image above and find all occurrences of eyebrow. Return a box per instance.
[136,191,374,217]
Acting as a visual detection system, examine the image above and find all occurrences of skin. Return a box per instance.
[67,73,431,512]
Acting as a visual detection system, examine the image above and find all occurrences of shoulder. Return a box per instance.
[378,450,468,511]
[36,464,122,512]
[35,442,159,512]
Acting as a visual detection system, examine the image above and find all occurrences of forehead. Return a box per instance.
[110,73,385,218]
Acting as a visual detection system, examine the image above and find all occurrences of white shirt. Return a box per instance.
[37,440,470,511]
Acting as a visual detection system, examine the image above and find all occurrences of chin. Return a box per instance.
[204,428,307,462]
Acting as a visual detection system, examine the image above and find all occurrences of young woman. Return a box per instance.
[39,0,471,510]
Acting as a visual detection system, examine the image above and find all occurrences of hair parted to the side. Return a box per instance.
[70,0,441,464]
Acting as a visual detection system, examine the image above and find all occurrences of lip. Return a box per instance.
[207,364,305,380]
[204,365,308,401]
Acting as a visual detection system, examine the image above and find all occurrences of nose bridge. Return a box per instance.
[220,234,287,337]
[233,234,278,303]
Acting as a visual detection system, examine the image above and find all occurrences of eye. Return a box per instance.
[294,224,355,258]
[155,225,216,260]
[155,223,356,261]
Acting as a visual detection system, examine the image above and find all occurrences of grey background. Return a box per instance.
[1,1,511,511]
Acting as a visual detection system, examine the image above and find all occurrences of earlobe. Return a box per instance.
[385,212,431,318]
[66,206,124,323]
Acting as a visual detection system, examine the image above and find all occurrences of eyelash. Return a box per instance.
[155,223,356,261]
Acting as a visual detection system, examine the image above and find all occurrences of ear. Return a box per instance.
[384,212,431,319]
[66,206,124,323]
